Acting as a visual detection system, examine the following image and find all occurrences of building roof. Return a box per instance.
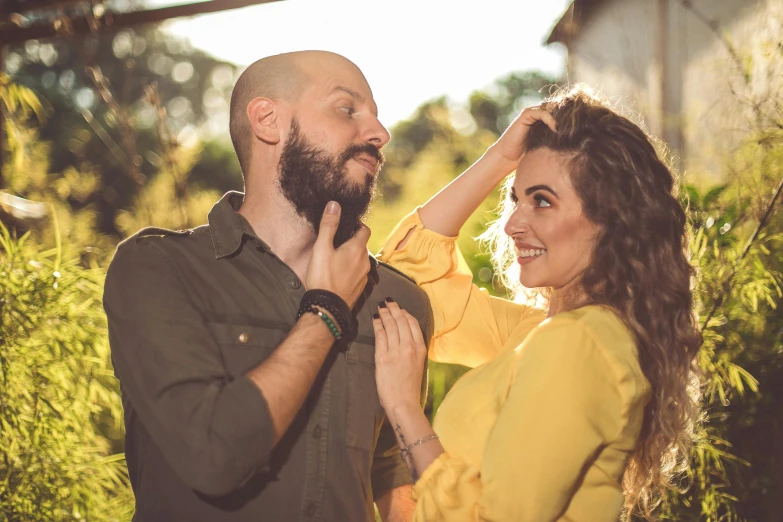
[545,0,608,45]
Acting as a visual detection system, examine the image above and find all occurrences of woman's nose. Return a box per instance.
[504,209,531,237]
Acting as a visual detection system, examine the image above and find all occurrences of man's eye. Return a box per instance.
[339,106,356,116]
[534,194,552,208]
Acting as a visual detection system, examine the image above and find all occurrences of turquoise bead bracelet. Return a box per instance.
[304,306,342,340]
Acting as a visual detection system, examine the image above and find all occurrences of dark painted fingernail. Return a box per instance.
[385,296,394,303]
[372,312,380,319]
[378,300,387,308]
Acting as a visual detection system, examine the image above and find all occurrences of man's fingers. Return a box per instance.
[315,201,341,247]
[351,223,372,246]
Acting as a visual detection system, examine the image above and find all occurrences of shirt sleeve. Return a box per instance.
[411,316,641,522]
[103,238,275,497]
[378,209,538,368]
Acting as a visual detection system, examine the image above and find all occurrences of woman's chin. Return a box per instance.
[518,275,545,289]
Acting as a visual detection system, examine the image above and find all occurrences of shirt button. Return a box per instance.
[238,332,250,344]
[286,276,302,289]
[312,424,322,439]
[305,502,317,517]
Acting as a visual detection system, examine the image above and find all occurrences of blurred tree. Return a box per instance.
[5,26,242,238]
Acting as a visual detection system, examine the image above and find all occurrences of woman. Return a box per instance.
[371,87,702,521]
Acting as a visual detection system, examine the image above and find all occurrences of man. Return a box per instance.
[104,51,432,521]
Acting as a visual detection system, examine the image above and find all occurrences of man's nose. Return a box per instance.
[361,117,391,149]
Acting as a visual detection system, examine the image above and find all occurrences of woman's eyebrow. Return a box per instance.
[524,184,558,197]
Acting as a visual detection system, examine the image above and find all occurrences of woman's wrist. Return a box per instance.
[386,401,425,424]
[483,144,520,174]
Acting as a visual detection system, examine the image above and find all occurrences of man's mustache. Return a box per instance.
[338,143,386,174]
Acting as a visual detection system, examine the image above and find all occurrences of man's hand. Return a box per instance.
[306,201,371,308]
[376,485,415,522]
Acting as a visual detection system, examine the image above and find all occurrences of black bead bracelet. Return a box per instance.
[297,289,357,340]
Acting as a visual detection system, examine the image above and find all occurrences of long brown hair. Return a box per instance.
[482,86,702,518]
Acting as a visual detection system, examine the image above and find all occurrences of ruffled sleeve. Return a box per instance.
[411,453,482,521]
[378,209,536,368]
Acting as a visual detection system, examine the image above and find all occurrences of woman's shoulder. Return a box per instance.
[527,305,645,382]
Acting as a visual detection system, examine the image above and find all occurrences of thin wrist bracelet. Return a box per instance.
[400,434,439,460]
[302,306,342,340]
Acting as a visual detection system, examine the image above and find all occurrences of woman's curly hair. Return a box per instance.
[481,86,702,519]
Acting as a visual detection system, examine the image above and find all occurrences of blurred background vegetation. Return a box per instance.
[1,4,782,521]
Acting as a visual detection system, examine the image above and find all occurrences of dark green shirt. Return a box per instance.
[104,192,433,522]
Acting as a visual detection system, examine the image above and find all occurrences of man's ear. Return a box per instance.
[247,97,281,145]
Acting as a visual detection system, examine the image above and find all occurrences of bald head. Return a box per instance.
[229,51,364,175]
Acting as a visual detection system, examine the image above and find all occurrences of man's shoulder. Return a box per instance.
[109,225,210,275]
[375,259,417,286]
[116,225,208,251]
[374,259,433,339]
[374,259,429,308]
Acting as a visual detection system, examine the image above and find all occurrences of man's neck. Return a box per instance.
[238,190,316,283]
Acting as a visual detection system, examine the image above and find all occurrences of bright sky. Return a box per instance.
[158,0,571,127]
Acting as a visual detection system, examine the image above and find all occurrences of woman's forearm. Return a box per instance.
[386,404,445,482]
[418,146,516,238]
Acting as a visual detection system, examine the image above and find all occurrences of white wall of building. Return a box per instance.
[555,0,779,178]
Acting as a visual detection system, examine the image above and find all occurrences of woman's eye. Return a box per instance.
[533,194,552,208]
[339,106,356,116]
[509,195,519,207]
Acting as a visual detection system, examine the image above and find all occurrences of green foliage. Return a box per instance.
[7,27,241,238]
[651,15,783,520]
[0,72,45,173]
[0,219,132,521]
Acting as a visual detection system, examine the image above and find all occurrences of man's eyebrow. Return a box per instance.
[524,184,559,197]
[330,85,365,103]
[330,85,379,116]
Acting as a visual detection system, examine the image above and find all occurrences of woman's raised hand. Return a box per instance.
[372,298,428,414]
[490,103,558,164]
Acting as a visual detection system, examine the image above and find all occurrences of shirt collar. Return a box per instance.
[208,191,380,270]
[208,191,265,259]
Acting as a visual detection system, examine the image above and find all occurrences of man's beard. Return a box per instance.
[278,118,385,247]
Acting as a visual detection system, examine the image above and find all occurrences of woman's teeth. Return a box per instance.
[518,249,546,258]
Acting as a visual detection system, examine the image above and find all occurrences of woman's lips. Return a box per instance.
[517,252,544,265]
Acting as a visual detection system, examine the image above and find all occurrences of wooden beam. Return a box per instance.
[0,0,284,45]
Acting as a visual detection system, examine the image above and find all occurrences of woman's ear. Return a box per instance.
[247,97,281,145]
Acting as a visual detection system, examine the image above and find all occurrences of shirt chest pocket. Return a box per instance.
[345,341,386,451]
[206,322,288,378]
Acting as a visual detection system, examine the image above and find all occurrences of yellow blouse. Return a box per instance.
[378,210,651,522]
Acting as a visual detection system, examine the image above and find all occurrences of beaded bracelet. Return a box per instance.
[298,289,356,339]
[301,306,342,340]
